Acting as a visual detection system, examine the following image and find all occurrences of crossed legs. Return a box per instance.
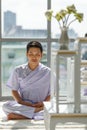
[7,106,43,120]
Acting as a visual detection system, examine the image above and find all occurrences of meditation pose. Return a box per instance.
[2,41,53,120]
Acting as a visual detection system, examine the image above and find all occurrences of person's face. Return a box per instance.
[26,47,43,66]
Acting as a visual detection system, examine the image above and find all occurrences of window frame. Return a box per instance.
[0,0,75,100]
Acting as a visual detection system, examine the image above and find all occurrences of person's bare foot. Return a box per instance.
[7,113,29,120]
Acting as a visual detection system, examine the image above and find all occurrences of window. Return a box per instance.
[0,0,87,99]
[2,0,47,38]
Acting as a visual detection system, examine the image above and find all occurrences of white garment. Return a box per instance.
[2,63,53,119]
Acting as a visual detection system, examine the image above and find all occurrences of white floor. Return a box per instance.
[0,101,87,130]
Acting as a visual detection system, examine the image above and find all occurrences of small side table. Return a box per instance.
[55,50,80,113]
[44,101,87,130]
[44,49,87,130]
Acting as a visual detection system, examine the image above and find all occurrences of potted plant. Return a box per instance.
[45,4,83,50]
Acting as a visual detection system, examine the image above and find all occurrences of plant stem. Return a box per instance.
[67,18,77,27]
[65,14,70,26]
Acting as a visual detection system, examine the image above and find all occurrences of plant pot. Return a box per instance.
[59,27,69,50]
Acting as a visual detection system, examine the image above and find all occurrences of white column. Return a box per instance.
[50,54,55,108]
[67,58,74,102]
[56,53,60,113]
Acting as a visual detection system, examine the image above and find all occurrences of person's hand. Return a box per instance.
[32,102,44,108]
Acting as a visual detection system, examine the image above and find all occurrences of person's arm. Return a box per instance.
[33,95,50,108]
[12,90,34,107]
[44,95,50,101]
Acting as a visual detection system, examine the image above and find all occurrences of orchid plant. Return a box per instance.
[45,4,83,30]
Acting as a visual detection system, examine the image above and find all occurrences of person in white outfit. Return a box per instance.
[2,41,53,120]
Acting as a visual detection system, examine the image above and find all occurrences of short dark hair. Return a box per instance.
[26,41,43,53]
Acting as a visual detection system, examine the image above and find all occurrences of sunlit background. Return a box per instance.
[0,0,87,99]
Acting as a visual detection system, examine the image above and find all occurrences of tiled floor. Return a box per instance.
[0,101,87,130]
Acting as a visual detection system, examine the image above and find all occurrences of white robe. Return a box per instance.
[3,63,52,119]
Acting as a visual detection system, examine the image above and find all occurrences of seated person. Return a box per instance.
[2,41,54,120]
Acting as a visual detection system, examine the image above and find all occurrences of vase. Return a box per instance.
[59,27,69,50]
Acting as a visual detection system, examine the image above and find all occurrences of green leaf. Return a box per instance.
[74,13,83,22]
[67,4,77,14]
[45,10,53,21]
[55,10,67,21]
